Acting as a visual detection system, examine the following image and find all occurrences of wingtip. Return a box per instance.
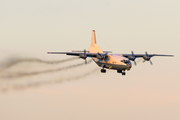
[167,55,174,57]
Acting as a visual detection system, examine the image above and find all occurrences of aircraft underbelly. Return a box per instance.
[92,58,127,70]
[109,64,127,70]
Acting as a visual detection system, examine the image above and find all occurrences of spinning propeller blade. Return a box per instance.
[131,51,137,65]
[84,49,87,64]
[143,51,153,65]
[150,60,153,65]
[97,52,108,62]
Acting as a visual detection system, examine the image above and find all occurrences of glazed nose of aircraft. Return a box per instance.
[127,61,132,69]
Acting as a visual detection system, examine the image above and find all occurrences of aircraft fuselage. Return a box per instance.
[92,54,132,71]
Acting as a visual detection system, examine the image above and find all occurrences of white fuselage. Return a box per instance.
[88,30,132,71]
[92,54,132,71]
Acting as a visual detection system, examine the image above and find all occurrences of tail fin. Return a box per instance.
[91,30,96,47]
[89,30,103,53]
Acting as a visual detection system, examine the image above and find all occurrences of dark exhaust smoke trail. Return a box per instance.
[0,59,93,79]
[0,68,99,92]
[0,57,78,72]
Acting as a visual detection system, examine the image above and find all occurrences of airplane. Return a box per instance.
[47,30,174,75]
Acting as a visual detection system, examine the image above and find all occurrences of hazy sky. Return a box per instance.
[0,0,180,120]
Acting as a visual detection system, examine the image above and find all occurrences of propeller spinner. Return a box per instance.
[79,49,87,64]
[96,52,109,62]
[129,51,137,65]
[143,51,153,65]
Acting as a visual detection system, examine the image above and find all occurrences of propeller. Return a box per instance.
[143,51,153,65]
[84,49,87,64]
[79,49,87,64]
[129,51,137,65]
[96,52,109,62]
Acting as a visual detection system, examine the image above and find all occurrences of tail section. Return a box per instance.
[91,30,96,47]
[89,30,103,53]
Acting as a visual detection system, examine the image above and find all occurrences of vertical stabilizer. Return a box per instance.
[89,30,103,53]
[91,30,96,47]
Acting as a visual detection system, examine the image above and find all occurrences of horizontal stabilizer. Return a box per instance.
[72,50,89,53]
[47,52,67,54]
[103,51,112,53]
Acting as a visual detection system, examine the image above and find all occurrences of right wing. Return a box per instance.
[47,52,102,58]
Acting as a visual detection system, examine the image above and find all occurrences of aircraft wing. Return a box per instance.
[122,54,174,58]
[47,52,104,57]
[47,52,174,59]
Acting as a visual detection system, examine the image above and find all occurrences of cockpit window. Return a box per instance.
[121,60,129,64]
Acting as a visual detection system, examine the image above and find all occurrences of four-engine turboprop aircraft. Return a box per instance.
[48,30,174,75]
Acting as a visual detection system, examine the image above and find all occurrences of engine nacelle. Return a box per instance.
[104,55,109,61]
[143,56,150,61]
[96,54,109,61]
[96,54,103,60]
[129,56,136,61]
[79,54,86,59]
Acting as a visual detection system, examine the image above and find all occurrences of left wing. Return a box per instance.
[122,52,174,64]
[122,54,174,58]
[122,51,174,59]
[122,52,174,65]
